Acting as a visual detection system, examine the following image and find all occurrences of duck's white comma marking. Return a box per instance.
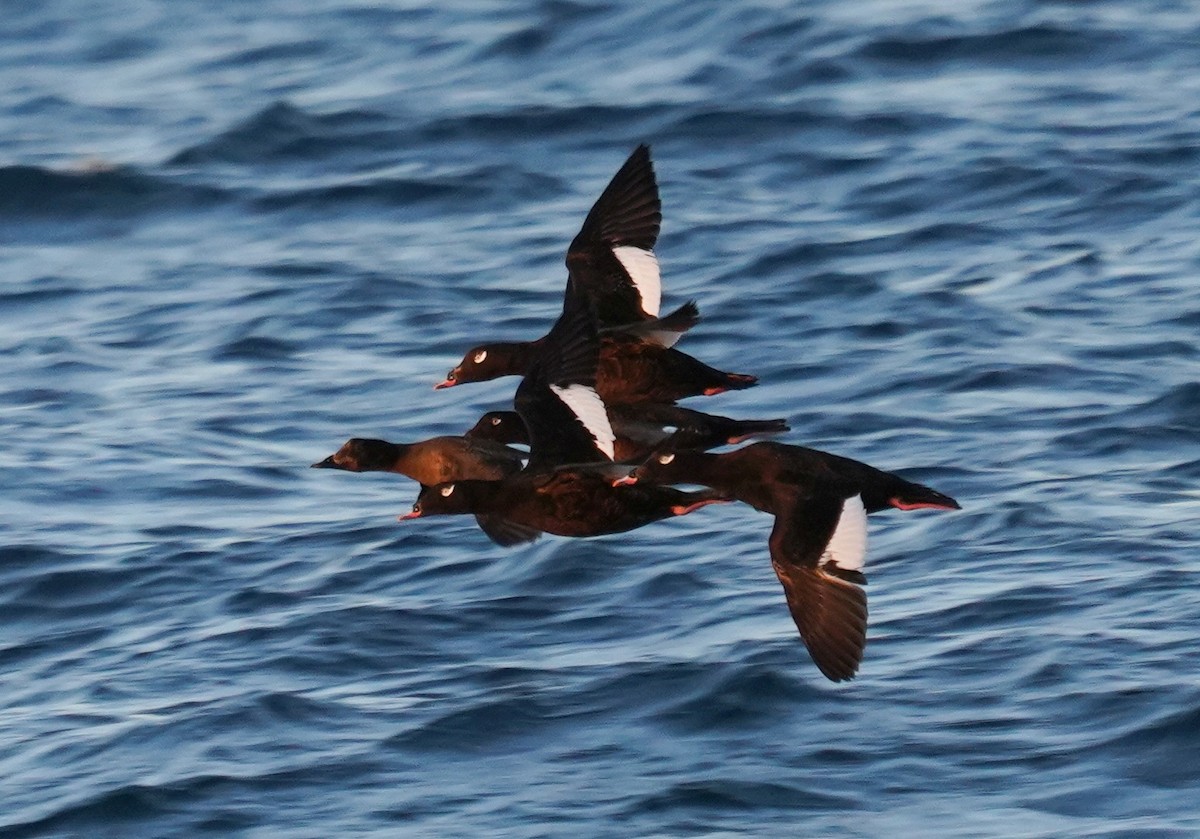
[440,484,456,497]
[473,350,488,364]
[611,245,661,317]
[548,383,615,460]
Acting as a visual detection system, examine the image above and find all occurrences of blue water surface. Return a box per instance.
[2,2,1199,836]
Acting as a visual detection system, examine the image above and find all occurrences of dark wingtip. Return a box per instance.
[629,142,652,161]
[823,669,858,683]
[777,566,868,683]
[569,143,661,255]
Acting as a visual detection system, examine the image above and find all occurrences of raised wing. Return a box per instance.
[515,288,616,470]
[565,144,663,326]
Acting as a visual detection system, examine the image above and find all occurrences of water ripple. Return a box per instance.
[2,1,1199,836]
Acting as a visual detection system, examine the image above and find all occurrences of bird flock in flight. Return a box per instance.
[314,146,959,681]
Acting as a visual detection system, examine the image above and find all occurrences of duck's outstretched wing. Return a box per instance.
[565,144,662,326]
[515,288,615,471]
[474,514,543,547]
[768,490,870,683]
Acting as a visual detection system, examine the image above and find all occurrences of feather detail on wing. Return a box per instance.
[549,383,616,460]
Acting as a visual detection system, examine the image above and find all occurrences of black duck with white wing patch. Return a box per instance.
[401,472,729,545]
[622,441,958,682]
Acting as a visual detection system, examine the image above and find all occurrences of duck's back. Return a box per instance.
[403,436,524,486]
[746,441,957,513]
[596,338,756,404]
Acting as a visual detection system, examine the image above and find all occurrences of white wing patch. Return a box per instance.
[548,384,615,460]
[822,494,868,573]
[612,246,661,317]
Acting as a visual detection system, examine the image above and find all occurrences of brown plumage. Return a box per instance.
[594,333,758,403]
[312,436,523,485]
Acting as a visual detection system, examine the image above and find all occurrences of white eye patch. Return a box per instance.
[440,484,455,497]
[473,350,488,364]
[658,453,675,465]
[490,416,502,426]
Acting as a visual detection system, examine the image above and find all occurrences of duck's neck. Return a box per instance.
[680,449,774,513]
[383,442,415,473]
[458,479,504,513]
[490,341,540,377]
[674,450,729,490]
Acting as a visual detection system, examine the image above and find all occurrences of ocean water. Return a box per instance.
[2,1,1199,836]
